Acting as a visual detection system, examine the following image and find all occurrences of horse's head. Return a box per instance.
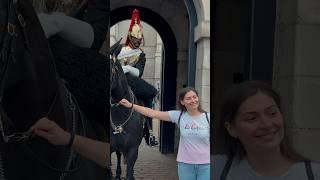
[110,56,130,104]
[0,1,107,179]
[0,0,59,131]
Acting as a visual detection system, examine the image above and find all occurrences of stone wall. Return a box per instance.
[273,0,320,161]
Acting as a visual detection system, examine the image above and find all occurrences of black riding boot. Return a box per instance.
[144,118,158,146]
[143,99,158,146]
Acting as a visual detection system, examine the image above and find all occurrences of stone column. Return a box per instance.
[194,21,210,112]
[273,0,320,161]
[151,34,163,140]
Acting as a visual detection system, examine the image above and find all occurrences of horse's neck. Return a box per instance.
[124,87,133,102]
[3,73,59,130]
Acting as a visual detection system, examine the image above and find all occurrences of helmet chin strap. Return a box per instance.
[128,36,140,49]
[128,41,137,49]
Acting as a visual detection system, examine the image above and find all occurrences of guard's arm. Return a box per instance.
[125,65,140,77]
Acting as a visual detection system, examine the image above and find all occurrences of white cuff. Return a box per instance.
[125,65,140,77]
[122,66,129,74]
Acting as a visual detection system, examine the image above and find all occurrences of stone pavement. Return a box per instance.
[111,142,178,180]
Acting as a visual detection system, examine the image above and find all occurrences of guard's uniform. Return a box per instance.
[110,9,158,146]
[110,40,157,102]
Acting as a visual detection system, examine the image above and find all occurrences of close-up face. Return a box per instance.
[226,92,284,153]
[180,90,199,111]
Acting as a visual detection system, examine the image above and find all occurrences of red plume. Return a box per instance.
[128,9,141,32]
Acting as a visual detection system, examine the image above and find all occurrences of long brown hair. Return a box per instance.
[219,81,305,162]
[176,87,206,113]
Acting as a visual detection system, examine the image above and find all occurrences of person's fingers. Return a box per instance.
[33,119,53,131]
[34,129,52,140]
[30,117,48,131]
[121,99,128,103]
[120,100,128,107]
[30,118,60,139]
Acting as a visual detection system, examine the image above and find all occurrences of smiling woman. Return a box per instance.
[119,87,211,180]
[226,92,284,151]
[213,81,320,180]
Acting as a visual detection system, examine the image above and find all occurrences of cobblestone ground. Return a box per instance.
[111,142,178,180]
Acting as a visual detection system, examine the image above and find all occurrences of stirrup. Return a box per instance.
[148,135,158,147]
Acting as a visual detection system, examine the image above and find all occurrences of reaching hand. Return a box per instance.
[30,117,70,146]
[119,98,133,108]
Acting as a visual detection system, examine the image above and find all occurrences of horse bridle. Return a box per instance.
[110,57,135,134]
[0,0,32,143]
[0,0,83,177]
[110,57,119,108]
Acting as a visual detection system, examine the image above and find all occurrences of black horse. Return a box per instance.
[110,57,144,180]
[0,0,107,179]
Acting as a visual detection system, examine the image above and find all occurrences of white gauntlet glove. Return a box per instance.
[122,66,129,74]
[124,65,140,77]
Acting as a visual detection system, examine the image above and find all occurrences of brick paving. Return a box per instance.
[111,142,178,180]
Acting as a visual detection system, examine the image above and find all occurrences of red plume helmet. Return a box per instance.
[125,9,144,47]
[128,9,142,32]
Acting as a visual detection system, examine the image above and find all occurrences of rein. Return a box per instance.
[0,80,83,174]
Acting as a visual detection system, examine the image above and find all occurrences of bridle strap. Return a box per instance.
[110,89,135,133]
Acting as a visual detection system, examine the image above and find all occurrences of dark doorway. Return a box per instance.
[212,0,276,154]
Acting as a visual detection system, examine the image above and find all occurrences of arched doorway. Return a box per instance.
[110,6,178,153]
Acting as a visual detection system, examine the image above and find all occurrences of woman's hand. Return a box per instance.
[119,98,133,108]
[31,117,70,146]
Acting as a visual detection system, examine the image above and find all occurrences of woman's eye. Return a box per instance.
[267,108,278,116]
[269,111,278,116]
[244,116,256,122]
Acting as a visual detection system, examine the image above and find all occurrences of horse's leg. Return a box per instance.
[115,151,122,180]
[125,147,139,180]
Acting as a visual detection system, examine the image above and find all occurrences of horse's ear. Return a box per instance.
[112,55,116,63]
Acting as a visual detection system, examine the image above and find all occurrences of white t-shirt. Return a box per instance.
[212,155,320,180]
[168,110,210,164]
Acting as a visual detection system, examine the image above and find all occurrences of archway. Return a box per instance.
[110,6,178,153]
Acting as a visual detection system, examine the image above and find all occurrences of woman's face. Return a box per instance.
[226,92,284,153]
[180,90,199,111]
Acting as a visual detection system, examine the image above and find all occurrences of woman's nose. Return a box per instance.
[258,115,273,128]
